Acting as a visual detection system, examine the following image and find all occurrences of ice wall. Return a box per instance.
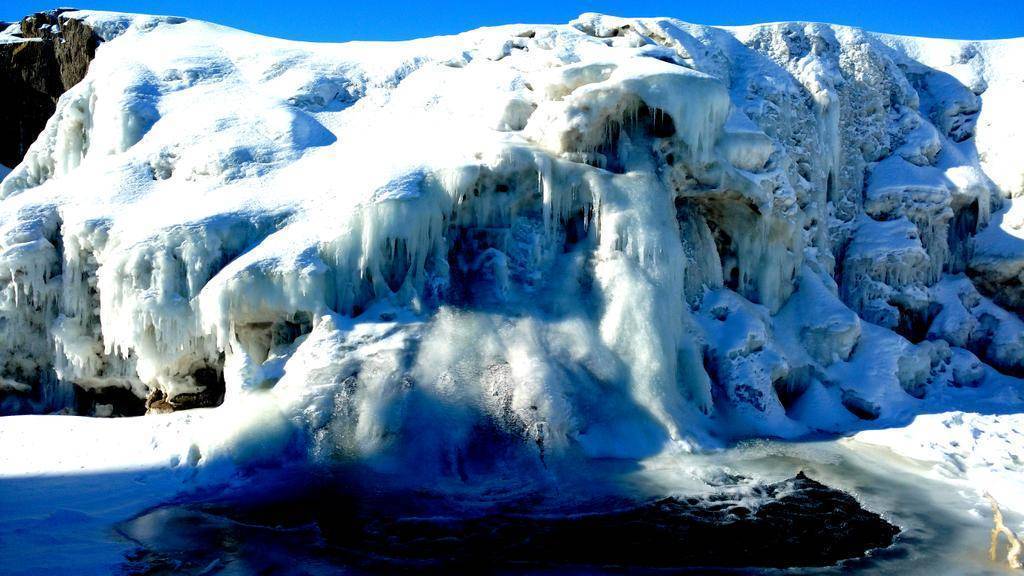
[0,11,1022,470]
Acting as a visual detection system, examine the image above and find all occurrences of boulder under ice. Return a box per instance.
[0,10,1022,471]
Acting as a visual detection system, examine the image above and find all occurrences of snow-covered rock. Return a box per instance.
[0,10,1022,480]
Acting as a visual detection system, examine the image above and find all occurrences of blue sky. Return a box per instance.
[3,0,1023,41]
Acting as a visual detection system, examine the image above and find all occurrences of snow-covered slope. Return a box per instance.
[0,11,1022,487]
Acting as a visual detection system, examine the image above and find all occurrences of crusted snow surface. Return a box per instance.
[0,9,1023,534]
[853,411,1024,533]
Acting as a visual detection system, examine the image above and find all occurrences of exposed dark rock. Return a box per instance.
[145,368,225,414]
[74,384,146,417]
[0,9,101,168]
[145,389,174,414]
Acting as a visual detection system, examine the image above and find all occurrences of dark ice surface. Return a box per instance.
[118,471,899,575]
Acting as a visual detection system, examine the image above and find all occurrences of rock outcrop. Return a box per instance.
[0,9,100,169]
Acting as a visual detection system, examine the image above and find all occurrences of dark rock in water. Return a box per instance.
[318,471,900,570]
[0,9,101,168]
[119,472,900,573]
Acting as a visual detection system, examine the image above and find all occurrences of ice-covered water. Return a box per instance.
[2,437,1018,575]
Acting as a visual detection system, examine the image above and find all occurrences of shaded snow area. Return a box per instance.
[1,9,1023,574]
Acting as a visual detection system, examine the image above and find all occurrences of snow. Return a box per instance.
[0,23,28,44]
[0,9,1023,572]
[971,200,1024,309]
[854,412,1024,527]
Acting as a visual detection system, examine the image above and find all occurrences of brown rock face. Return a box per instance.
[144,367,227,415]
[0,9,101,169]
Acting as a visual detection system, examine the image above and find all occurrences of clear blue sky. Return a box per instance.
[3,0,1023,41]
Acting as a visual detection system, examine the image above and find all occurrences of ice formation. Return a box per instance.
[0,11,1022,482]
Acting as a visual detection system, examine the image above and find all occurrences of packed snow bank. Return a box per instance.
[854,412,1024,523]
[0,10,1022,486]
